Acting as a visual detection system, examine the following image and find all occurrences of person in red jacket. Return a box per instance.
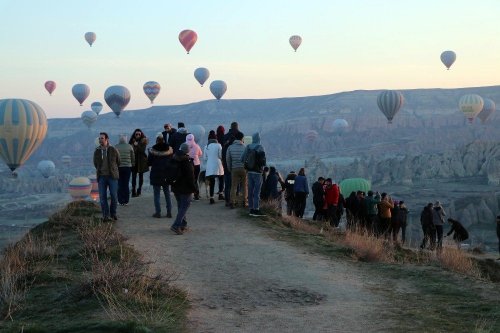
[324,178,340,227]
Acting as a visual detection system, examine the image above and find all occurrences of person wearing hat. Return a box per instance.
[170,143,196,234]
[148,133,173,218]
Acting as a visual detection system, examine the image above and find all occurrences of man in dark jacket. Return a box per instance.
[162,123,177,147]
[312,177,325,221]
[170,122,189,153]
[446,218,469,249]
[284,171,296,216]
[419,203,435,250]
[170,143,196,235]
[222,122,243,205]
[148,134,173,218]
[241,132,266,217]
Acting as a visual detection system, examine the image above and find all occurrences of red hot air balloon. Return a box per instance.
[44,81,56,96]
[179,30,198,54]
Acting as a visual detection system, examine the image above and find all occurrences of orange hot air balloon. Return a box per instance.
[179,29,197,54]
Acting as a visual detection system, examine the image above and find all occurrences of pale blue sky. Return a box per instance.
[1,0,499,118]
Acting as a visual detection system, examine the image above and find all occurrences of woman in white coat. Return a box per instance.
[204,130,224,204]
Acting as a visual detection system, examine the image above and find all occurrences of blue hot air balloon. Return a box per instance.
[104,85,131,117]
[477,98,495,124]
[91,101,103,115]
[209,80,227,101]
[377,90,404,124]
[194,68,210,87]
[72,83,90,106]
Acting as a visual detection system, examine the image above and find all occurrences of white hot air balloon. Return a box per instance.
[459,94,484,123]
[81,110,98,129]
[440,50,456,70]
[194,68,210,87]
[332,119,349,134]
[37,160,55,178]
[289,35,302,52]
[85,32,96,46]
[209,80,227,101]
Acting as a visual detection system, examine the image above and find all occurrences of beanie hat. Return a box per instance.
[180,143,189,154]
[178,122,185,129]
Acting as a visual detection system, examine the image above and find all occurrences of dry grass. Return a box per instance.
[76,219,125,257]
[342,228,396,263]
[436,246,482,279]
[0,232,58,320]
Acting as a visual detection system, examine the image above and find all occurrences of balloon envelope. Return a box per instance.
[440,50,456,70]
[459,94,483,123]
[339,178,371,196]
[104,85,131,117]
[179,29,197,54]
[68,177,92,200]
[209,80,227,100]
[91,102,103,115]
[377,90,404,124]
[72,84,90,106]
[143,81,161,103]
[44,81,56,95]
[194,68,210,87]
[37,160,55,178]
[85,32,96,46]
[289,35,302,51]
[61,155,71,167]
[332,119,349,133]
[190,125,205,142]
[81,110,97,129]
[0,99,48,172]
[243,135,253,145]
[477,98,496,124]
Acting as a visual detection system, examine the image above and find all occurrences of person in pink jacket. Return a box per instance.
[186,133,203,200]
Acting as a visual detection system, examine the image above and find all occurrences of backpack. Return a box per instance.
[244,148,266,170]
[164,157,180,185]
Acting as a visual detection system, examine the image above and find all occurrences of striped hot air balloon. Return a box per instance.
[104,85,131,117]
[68,177,92,200]
[459,94,483,123]
[179,29,197,54]
[377,90,404,124]
[72,84,90,106]
[143,81,161,104]
[0,99,48,173]
[44,81,56,95]
[477,98,496,124]
[209,80,227,101]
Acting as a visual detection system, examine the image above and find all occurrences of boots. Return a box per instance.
[137,188,142,197]
[132,188,137,197]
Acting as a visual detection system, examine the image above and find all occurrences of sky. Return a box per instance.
[1,0,500,119]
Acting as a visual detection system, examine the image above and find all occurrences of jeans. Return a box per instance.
[224,172,232,203]
[118,167,131,204]
[172,193,192,229]
[247,172,262,210]
[98,176,118,218]
[153,184,172,215]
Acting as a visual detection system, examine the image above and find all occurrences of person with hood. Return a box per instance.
[129,129,149,197]
[420,203,436,250]
[186,133,203,200]
[170,122,189,153]
[204,130,224,204]
[284,171,297,216]
[222,122,243,205]
[364,191,381,233]
[115,134,135,206]
[293,168,309,218]
[93,132,121,221]
[170,143,196,235]
[162,123,177,147]
[148,134,173,218]
[433,201,446,250]
[241,132,266,217]
[445,218,469,249]
[311,177,325,221]
[226,131,247,208]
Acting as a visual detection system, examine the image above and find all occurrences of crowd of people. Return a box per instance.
[92,122,500,257]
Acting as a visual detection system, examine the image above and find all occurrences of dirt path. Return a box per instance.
[116,193,390,332]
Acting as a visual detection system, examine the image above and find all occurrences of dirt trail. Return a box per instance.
[116,193,389,332]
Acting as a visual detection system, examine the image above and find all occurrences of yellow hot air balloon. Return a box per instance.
[0,99,48,173]
[459,94,483,123]
[68,177,92,200]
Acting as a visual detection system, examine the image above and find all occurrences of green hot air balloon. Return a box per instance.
[339,178,371,196]
[0,99,48,173]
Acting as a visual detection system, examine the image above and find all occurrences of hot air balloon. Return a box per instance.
[81,110,98,129]
[209,80,227,101]
[85,32,96,47]
[88,174,99,201]
[0,99,48,173]
[190,125,206,143]
[44,81,56,96]
[61,155,71,167]
[377,90,404,124]
[179,29,197,54]
[194,68,210,87]
[243,135,253,145]
[37,160,55,178]
[72,84,90,106]
[68,177,92,200]
[477,98,496,124]
[143,81,161,104]
[289,35,302,52]
[440,50,456,70]
[104,85,131,117]
[91,102,103,115]
[459,94,483,123]
[305,130,318,143]
[339,178,371,196]
[332,119,349,133]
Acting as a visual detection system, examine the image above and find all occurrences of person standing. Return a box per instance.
[293,168,309,218]
[433,201,446,251]
[420,203,435,250]
[93,132,120,221]
[222,122,242,205]
[170,122,189,153]
[364,191,381,234]
[241,132,266,217]
[162,123,177,147]
[284,171,297,216]
[204,131,224,204]
[311,177,325,221]
[398,201,409,244]
[170,143,196,235]
[129,129,149,197]
[115,134,135,206]
[378,193,394,237]
[148,134,173,218]
[323,178,340,226]
[186,133,203,201]
[226,131,247,208]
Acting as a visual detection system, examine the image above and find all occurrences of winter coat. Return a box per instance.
[293,175,309,194]
[365,194,381,215]
[162,128,177,147]
[324,184,340,205]
[226,140,246,170]
[171,128,189,153]
[172,151,196,195]
[420,206,435,229]
[221,129,242,171]
[115,142,135,168]
[398,205,409,225]
[263,171,281,200]
[203,140,224,176]
[311,181,324,205]
[93,145,120,180]
[186,134,202,166]
[379,198,394,218]
[131,137,149,173]
[284,173,296,200]
[432,207,445,226]
[147,143,173,186]
[241,133,266,174]
[447,219,469,242]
